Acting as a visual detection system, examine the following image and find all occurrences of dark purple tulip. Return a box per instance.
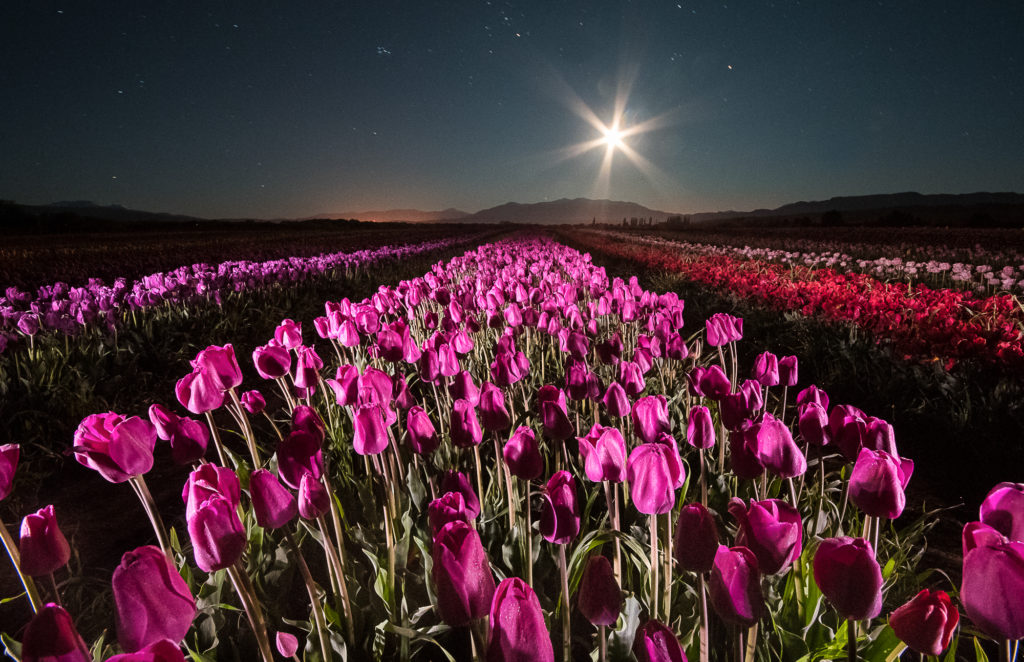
[665,334,689,361]
[708,545,764,627]
[673,503,720,574]
[1,443,19,501]
[849,448,913,519]
[697,365,731,401]
[175,368,225,414]
[633,620,688,662]
[182,464,240,520]
[729,428,765,480]
[450,398,484,448]
[406,406,440,454]
[276,430,324,490]
[148,404,179,441]
[249,469,298,530]
[168,417,208,465]
[813,537,883,620]
[105,639,187,661]
[602,381,631,418]
[752,351,779,387]
[829,404,868,461]
[888,589,959,657]
[187,494,246,572]
[778,355,798,386]
[631,395,670,444]
[751,413,806,479]
[240,389,265,415]
[440,470,481,519]
[274,318,303,349]
[577,424,627,483]
[428,491,471,535]
[375,327,404,362]
[540,471,580,544]
[537,385,574,440]
[190,344,242,391]
[112,545,197,652]
[73,412,157,483]
[418,348,441,384]
[431,520,496,627]
[291,345,323,390]
[17,312,41,337]
[796,384,829,409]
[626,443,683,515]
[252,343,291,380]
[728,498,803,575]
[19,504,71,576]
[487,577,554,662]
[961,536,1024,640]
[797,402,830,446]
[619,360,646,397]
[980,482,1024,541]
[720,393,750,432]
[686,405,715,449]
[503,426,543,481]
[577,555,622,626]
[298,473,331,519]
[596,333,624,365]
[479,382,511,431]
[490,349,528,387]
[20,604,91,662]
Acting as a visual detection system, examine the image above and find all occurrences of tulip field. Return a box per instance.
[2,229,1024,662]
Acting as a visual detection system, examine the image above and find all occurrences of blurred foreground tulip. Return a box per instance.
[633,620,688,662]
[112,545,196,652]
[20,604,91,662]
[487,577,554,662]
[961,535,1024,641]
[813,537,882,621]
[980,481,1024,541]
[431,520,496,626]
[1,443,19,501]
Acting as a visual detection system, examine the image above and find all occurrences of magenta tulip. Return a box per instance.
[479,382,512,431]
[276,632,299,658]
[888,589,959,657]
[619,360,646,397]
[696,365,731,400]
[276,430,324,490]
[326,364,359,406]
[249,469,297,530]
[73,412,157,483]
[728,498,802,575]
[673,503,720,574]
[633,620,688,662]
[797,402,830,446]
[631,395,670,444]
[167,417,208,465]
[353,403,390,455]
[112,545,196,652]
[175,368,225,414]
[577,555,622,626]
[540,471,580,544]
[240,390,265,415]
[751,413,806,479]
[829,404,868,461]
[813,536,883,620]
[708,545,763,626]
[291,345,323,390]
[20,604,91,662]
[431,520,496,626]
[980,482,1024,541]
[961,535,1024,640]
[752,351,779,387]
[190,344,242,391]
[252,343,291,380]
[428,491,471,535]
[450,398,484,448]
[797,384,829,409]
[778,355,798,386]
[406,406,440,454]
[487,577,554,662]
[686,406,715,449]
[186,494,246,572]
[19,504,71,576]
[182,464,240,520]
[576,424,627,483]
[503,426,543,481]
[440,470,480,519]
[849,448,913,519]
[298,473,330,519]
[1,443,19,501]
[274,318,303,348]
[602,381,631,418]
[148,404,178,441]
[627,443,683,515]
[728,428,765,480]
[537,385,574,440]
[105,639,187,661]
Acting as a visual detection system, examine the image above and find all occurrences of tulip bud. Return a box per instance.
[450,398,484,448]
[440,470,480,519]
[20,604,91,662]
[602,381,631,418]
[577,424,627,483]
[1,443,19,501]
[148,404,179,441]
[708,545,763,627]
[631,395,670,444]
[849,448,913,519]
[73,412,157,483]
[112,545,197,652]
[431,520,496,626]
[540,471,580,545]
[19,505,71,576]
[673,503,719,574]
[503,426,543,481]
[276,632,299,658]
[577,555,622,626]
[487,577,555,662]
[187,494,246,572]
[961,535,1024,640]
[298,473,331,520]
[813,536,883,621]
[633,620,689,662]
[728,498,802,575]
[627,443,683,515]
[406,406,440,454]
[888,589,959,657]
[249,469,298,530]
[752,351,779,387]
[980,482,1024,541]
[686,406,715,450]
[240,389,265,415]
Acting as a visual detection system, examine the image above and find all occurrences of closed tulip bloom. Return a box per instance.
[428,491,471,535]
[632,395,670,444]
[148,404,179,441]
[352,404,389,455]
[602,381,631,418]
[239,390,265,415]
[252,343,291,380]
[888,589,959,657]
[962,521,1007,558]
[487,577,554,662]
[438,343,460,377]
[673,503,720,574]
[168,417,208,465]
[778,355,798,386]
[190,344,242,391]
[697,365,731,401]
[105,639,187,661]
[633,620,689,662]
[175,368,225,414]
[728,498,802,575]
[187,494,246,572]
[394,373,415,409]
[863,417,898,456]
[813,537,883,620]
[274,319,303,348]
[619,360,646,397]
[418,348,441,383]
[276,430,324,490]
[797,402,830,446]
[961,536,1024,640]
[729,428,765,480]
[375,327,404,362]
[538,385,574,440]
[752,351,779,387]
[450,398,484,448]
[73,412,157,483]
[720,393,750,432]
[431,520,496,626]
[1,443,19,501]
[20,604,91,662]
[276,632,299,658]
[406,406,440,454]
[298,473,331,520]
[829,404,868,461]
[577,424,627,483]
[540,471,580,544]
[449,370,481,407]
[440,470,480,519]
[686,406,715,449]
[112,545,196,652]
[849,448,914,519]
[980,482,1024,541]
[19,505,71,576]
[796,384,829,409]
[291,345,323,390]
[479,382,511,431]
[578,555,622,626]
[249,469,297,530]
[752,413,807,479]
[708,545,764,627]
[627,443,684,515]
[665,334,689,361]
[503,426,543,481]
[182,464,240,520]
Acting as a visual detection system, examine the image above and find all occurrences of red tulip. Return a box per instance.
[503,426,543,481]
[486,577,554,662]
[112,545,196,652]
[813,536,883,620]
[728,498,802,575]
[73,412,157,483]
[633,620,688,662]
[431,520,496,626]
[673,503,720,574]
[577,555,622,626]
[19,504,71,576]
[540,471,580,544]
[888,589,959,657]
[1,443,19,501]
[708,545,763,626]
[849,448,913,519]
[249,469,297,530]
[20,604,91,662]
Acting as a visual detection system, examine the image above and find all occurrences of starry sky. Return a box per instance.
[2,1,1022,219]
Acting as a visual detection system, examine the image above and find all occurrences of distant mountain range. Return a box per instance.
[305,208,469,222]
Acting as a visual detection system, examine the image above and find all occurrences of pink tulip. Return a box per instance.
[450,398,484,448]
[19,504,71,576]
[175,368,225,414]
[797,402,830,446]
[249,469,297,530]
[633,620,689,662]
[618,360,646,397]
[627,443,683,515]
[252,343,291,380]
[428,491,471,535]
[576,424,627,483]
[291,345,323,390]
[406,406,440,454]
[105,639,186,661]
[298,473,330,519]
[440,470,480,519]
[240,390,265,415]
[112,545,196,652]
[752,351,779,386]
[182,464,240,520]
[849,448,913,519]
[486,578,554,662]
[479,382,511,431]
[431,520,496,627]
[537,385,574,440]
[708,545,763,626]
[778,355,798,386]
[20,604,91,662]
[190,344,242,391]
[980,482,1024,541]
[353,404,390,455]
[276,430,324,490]
[274,319,303,348]
[168,417,208,465]
[728,498,802,575]
[503,426,543,481]
[813,537,883,620]
[796,384,829,409]
[73,412,157,483]
[147,404,178,441]
[751,413,806,479]
[540,471,580,544]
[631,395,670,444]
[961,534,1024,640]
[577,555,622,626]
[187,494,246,572]
[602,381,631,418]
[686,405,715,449]
[327,364,360,405]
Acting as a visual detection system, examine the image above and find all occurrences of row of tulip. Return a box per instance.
[0,231,492,354]
[570,230,1024,371]
[1,236,1017,661]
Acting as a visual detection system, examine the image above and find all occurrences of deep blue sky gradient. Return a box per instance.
[2,1,1021,218]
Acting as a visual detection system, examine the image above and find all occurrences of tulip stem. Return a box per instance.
[0,518,42,613]
[316,515,355,641]
[130,475,172,559]
[204,411,230,467]
[603,480,622,586]
[663,513,673,623]
[525,481,534,587]
[559,544,571,662]
[599,624,607,662]
[284,530,332,662]
[744,622,758,662]
[225,563,274,662]
[228,389,261,467]
[650,514,660,621]
[472,445,486,514]
[698,573,710,662]
[847,618,857,662]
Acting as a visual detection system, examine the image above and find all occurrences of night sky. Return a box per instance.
[2,1,1022,219]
